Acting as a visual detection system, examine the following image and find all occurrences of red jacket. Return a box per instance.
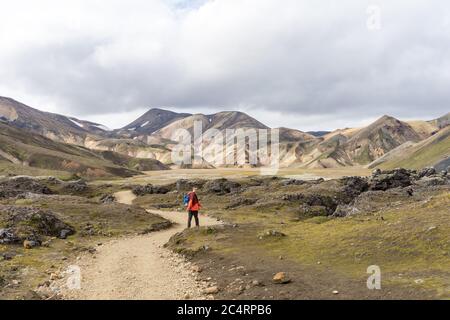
[187,192,201,211]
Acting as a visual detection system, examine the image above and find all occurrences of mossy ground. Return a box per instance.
[0,191,168,299]
[142,179,450,299]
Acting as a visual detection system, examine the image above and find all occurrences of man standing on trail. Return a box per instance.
[187,187,201,228]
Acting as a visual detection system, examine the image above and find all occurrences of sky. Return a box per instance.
[0,0,449,131]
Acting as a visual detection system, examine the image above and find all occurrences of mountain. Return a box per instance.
[277,128,316,142]
[85,138,173,164]
[342,115,422,164]
[297,115,426,168]
[0,96,109,145]
[307,131,331,137]
[150,111,269,140]
[118,108,191,137]
[1,96,448,171]
[369,126,450,170]
[0,121,167,178]
[428,112,450,130]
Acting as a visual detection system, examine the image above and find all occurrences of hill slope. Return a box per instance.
[0,122,166,178]
[369,126,450,170]
[118,108,191,137]
[0,96,109,145]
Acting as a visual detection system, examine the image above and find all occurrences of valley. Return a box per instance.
[0,95,449,300]
[1,166,449,300]
[1,97,448,178]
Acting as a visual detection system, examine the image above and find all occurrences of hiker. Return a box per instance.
[187,187,201,228]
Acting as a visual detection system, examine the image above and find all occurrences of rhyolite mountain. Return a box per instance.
[119,110,268,139]
[369,125,450,171]
[117,108,191,137]
[0,121,168,178]
[0,96,109,145]
[1,96,448,170]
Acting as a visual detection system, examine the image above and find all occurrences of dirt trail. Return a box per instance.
[62,190,220,300]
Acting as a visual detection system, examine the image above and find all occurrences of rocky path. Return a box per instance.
[62,191,220,300]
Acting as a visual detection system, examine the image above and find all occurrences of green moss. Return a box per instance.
[167,185,450,299]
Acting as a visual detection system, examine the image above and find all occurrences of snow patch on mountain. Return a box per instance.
[69,118,84,128]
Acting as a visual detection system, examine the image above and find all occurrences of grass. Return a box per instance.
[380,127,450,170]
[0,161,74,180]
[0,194,169,299]
[154,178,450,299]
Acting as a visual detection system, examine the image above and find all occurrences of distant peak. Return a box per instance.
[147,107,172,113]
[379,114,396,121]
[373,115,401,125]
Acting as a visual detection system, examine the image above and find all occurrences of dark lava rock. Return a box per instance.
[62,180,88,193]
[340,176,369,199]
[0,176,52,199]
[415,176,449,187]
[203,179,241,195]
[100,194,116,204]
[369,168,414,191]
[0,228,20,244]
[176,179,206,192]
[283,193,338,215]
[282,179,306,186]
[132,184,170,196]
[59,229,73,240]
[0,206,75,245]
[417,167,436,179]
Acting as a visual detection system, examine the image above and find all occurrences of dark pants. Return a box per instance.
[188,211,199,228]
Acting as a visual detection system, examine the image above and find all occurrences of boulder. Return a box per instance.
[176,179,206,192]
[100,194,116,204]
[59,229,73,239]
[0,176,52,199]
[203,286,219,294]
[0,206,75,244]
[62,180,88,193]
[203,179,241,195]
[273,272,291,284]
[23,240,39,249]
[340,176,369,199]
[0,228,20,244]
[415,176,449,187]
[132,184,170,196]
[369,168,414,191]
[417,167,436,179]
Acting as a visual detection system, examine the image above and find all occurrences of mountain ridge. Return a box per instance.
[1,96,448,170]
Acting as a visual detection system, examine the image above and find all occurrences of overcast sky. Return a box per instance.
[0,0,449,131]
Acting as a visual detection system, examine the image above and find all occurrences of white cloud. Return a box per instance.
[0,0,449,130]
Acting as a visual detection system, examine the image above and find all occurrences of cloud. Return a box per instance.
[0,0,449,130]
